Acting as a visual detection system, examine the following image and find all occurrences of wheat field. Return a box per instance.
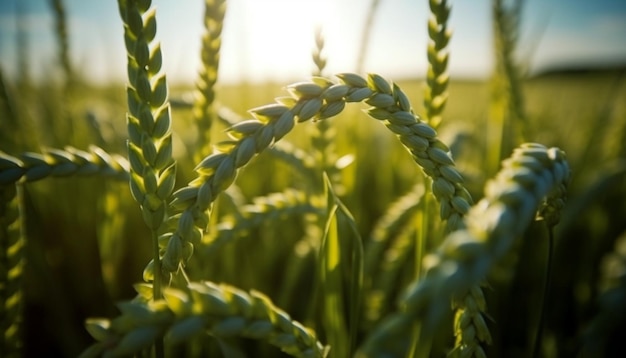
[1,0,625,357]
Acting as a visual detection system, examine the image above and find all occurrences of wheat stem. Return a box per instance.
[582,232,626,356]
[532,224,554,358]
[356,0,381,73]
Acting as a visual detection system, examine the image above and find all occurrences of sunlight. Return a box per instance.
[224,0,354,82]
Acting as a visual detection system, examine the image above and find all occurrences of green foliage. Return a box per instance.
[1,0,625,357]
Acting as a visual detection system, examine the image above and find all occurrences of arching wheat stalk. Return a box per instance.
[193,0,226,162]
[161,73,471,279]
[359,143,570,357]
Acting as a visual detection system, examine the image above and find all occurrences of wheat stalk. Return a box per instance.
[362,184,430,332]
[364,202,423,329]
[424,0,451,129]
[0,146,129,185]
[161,73,470,277]
[0,184,24,358]
[356,0,381,73]
[49,0,73,85]
[117,0,176,313]
[193,0,227,162]
[80,281,328,357]
[365,184,426,274]
[358,143,570,357]
[582,233,626,356]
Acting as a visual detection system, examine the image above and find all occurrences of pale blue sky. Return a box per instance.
[0,0,625,84]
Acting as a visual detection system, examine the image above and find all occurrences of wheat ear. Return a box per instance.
[488,0,528,174]
[0,146,129,185]
[161,73,470,275]
[0,184,24,358]
[49,0,72,85]
[358,143,570,357]
[267,142,318,183]
[424,0,451,129]
[81,281,328,358]
[199,189,322,256]
[310,27,337,177]
[118,0,176,306]
[193,0,226,162]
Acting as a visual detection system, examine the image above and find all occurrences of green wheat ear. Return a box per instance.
[118,0,176,299]
[80,282,329,358]
[199,189,322,257]
[193,0,227,162]
[424,0,452,129]
[0,146,129,185]
[0,184,24,358]
[161,73,470,276]
[50,0,73,86]
[359,143,570,357]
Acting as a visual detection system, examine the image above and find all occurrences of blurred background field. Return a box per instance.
[1,0,626,357]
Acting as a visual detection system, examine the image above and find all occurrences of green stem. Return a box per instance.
[532,224,554,358]
[152,231,164,358]
[408,188,431,358]
[152,232,162,299]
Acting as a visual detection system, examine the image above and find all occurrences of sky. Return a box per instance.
[0,0,625,84]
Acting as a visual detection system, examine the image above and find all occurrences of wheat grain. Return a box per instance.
[424,0,451,129]
[0,146,129,185]
[359,143,570,357]
[80,281,328,358]
[118,0,176,310]
[0,184,24,358]
[49,0,72,85]
[193,0,226,162]
[162,73,470,275]
[198,189,322,257]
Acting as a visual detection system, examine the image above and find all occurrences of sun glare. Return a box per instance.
[224,0,355,82]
